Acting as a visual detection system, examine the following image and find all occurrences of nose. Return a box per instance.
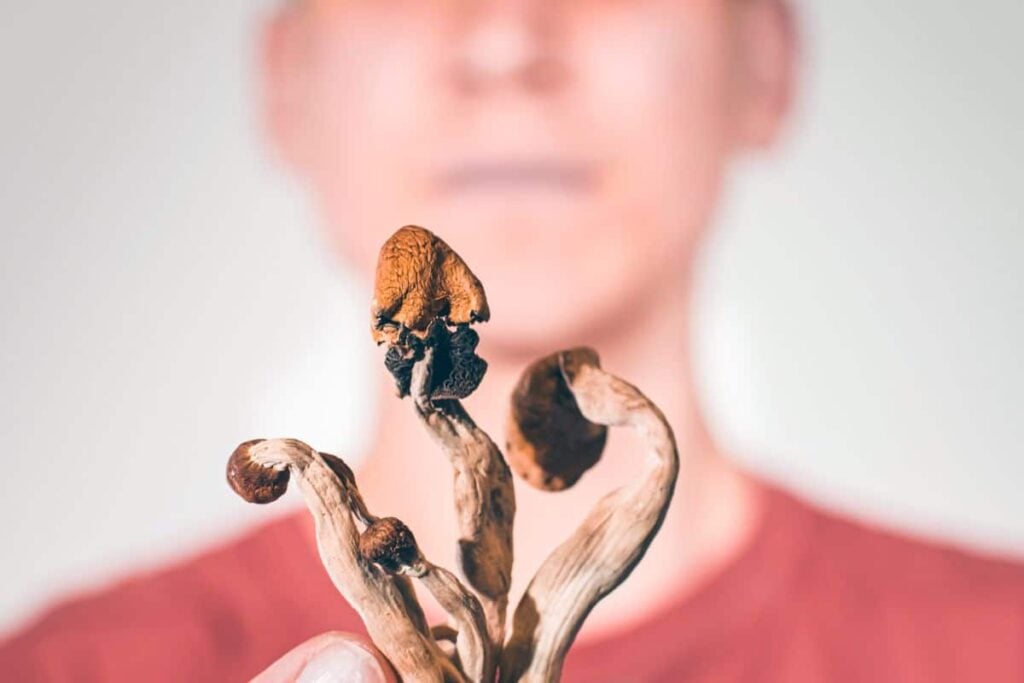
[449,0,564,95]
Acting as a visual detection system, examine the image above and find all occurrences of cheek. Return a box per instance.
[471,3,734,348]
[476,229,661,351]
[302,7,444,275]
[573,1,732,244]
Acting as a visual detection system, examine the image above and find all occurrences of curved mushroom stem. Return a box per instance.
[360,517,494,682]
[316,450,377,526]
[226,439,450,682]
[410,345,516,648]
[409,560,494,683]
[499,350,680,683]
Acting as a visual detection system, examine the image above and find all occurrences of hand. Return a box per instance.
[254,632,396,683]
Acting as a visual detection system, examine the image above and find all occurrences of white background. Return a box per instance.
[2,2,1022,631]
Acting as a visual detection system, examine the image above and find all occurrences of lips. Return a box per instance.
[437,159,594,193]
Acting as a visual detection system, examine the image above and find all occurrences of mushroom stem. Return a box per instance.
[413,560,494,683]
[227,439,449,682]
[359,517,494,683]
[499,350,680,683]
[410,346,516,648]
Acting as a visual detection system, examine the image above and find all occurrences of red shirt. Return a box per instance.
[3,479,1023,681]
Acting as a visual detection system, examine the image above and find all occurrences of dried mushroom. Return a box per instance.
[499,348,679,682]
[225,226,679,682]
[373,225,490,400]
[506,348,608,491]
[371,224,489,343]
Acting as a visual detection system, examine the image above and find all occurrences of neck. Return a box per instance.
[356,277,762,641]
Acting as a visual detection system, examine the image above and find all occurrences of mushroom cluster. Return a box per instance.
[226,225,680,682]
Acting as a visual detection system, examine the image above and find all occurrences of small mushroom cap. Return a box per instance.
[226,439,290,504]
[506,348,608,491]
[359,517,421,574]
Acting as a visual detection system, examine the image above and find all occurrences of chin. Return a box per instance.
[469,255,651,360]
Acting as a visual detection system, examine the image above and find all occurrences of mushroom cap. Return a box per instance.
[506,348,608,491]
[226,439,290,504]
[359,517,421,574]
[371,225,489,344]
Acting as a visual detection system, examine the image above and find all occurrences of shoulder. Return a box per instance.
[773,483,1024,680]
[0,513,356,682]
[790,487,1024,599]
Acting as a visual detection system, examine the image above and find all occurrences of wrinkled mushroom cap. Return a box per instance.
[370,225,489,344]
[359,517,422,574]
[506,348,608,491]
[226,439,290,503]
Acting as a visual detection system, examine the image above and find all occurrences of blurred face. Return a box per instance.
[265,0,791,353]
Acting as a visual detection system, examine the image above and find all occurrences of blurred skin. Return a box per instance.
[260,0,795,679]
[254,633,395,683]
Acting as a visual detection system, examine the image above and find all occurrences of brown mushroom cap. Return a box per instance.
[372,226,490,401]
[370,225,489,345]
[226,439,290,503]
[359,517,422,574]
[506,348,608,491]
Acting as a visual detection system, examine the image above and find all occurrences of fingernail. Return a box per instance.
[295,641,387,683]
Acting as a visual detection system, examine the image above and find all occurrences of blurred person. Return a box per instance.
[4,1,1024,681]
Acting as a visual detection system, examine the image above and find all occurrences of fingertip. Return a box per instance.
[254,632,395,683]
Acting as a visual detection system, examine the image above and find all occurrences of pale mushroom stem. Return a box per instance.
[410,347,516,649]
[240,439,450,682]
[499,353,680,683]
[411,560,495,683]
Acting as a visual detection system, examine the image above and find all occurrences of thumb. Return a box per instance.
[253,631,397,683]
